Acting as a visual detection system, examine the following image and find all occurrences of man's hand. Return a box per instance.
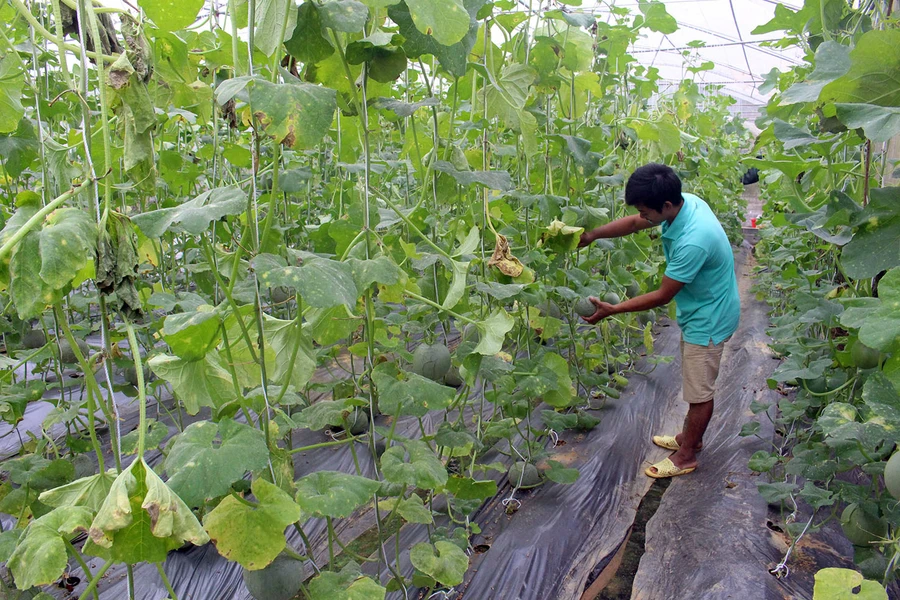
[578,230,596,248]
[582,296,617,324]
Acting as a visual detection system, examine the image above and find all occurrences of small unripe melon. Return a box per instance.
[840,504,887,547]
[537,300,562,319]
[884,452,900,500]
[58,339,89,364]
[508,461,541,487]
[574,298,596,317]
[638,310,657,325]
[603,292,621,305]
[625,281,640,297]
[242,554,305,600]
[444,365,464,387]
[22,330,46,349]
[269,286,291,304]
[850,340,880,370]
[411,343,451,382]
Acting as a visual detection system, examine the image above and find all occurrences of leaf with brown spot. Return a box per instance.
[249,79,336,150]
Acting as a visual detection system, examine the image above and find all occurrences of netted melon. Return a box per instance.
[840,504,887,546]
[242,554,305,600]
[411,343,451,382]
[22,330,45,349]
[508,461,541,487]
[536,300,562,319]
[574,298,596,317]
[58,339,89,364]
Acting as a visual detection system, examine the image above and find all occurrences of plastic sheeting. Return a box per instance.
[22,244,866,600]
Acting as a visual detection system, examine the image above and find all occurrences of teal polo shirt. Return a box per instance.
[660,193,740,345]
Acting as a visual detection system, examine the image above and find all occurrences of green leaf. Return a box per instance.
[139,0,203,30]
[319,0,369,33]
[0,118,39,177]
[295,398,356,430]
[781,41,851,105]
[162,305,221,361]
[432,161,513,191]
[249,79,337,150]
[474,308,514,355]
[544,460,579,484]
[88,458,208,564]
[388,0,482,78]
[748,451,779,473]
[405,0,469,46]
[757,481,797,504]
[295,471,380,518]
[0,55,25,133]
[39,472,117,512]
[0,529,22,563]
[381,440,448,489]
[308,567,387,600]
[444,475,497,500]
[132,186,249,238]
[346,256,401,289]
[203,478,301,570]
[373,96,439,117]
[842,189,900,280]
[393,495,433,524]
[165,419,269,508]
[834,104,900,143]
[148,352,237,415]
[409,540,468,587]
[254,0,297,56]
[773,119,818,150]
[255,257,359,309]
[8,506,93,589]
[812,568,888,600]
[10,232,50,319]
[39,208,97,290]
[862,373,900,423]
[285,2,335,65]
[264,315,317,389]
[822,30,900,108]
[442,258,470,311]
[637,0,677,34]
[372,362,455,417]
[857,269,900,351]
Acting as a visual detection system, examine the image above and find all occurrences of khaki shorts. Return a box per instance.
[680,338,728,404]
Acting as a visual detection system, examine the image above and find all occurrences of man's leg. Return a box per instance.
[668,400,713,470]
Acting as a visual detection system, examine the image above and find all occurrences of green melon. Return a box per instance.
[625,281,641,297]
[537,300,562,319]
[603,292,621,305]
[884,452,900,500]
[344,409,369,435]
[123,365,150,386]
[638,310,657,326]
[508,461,541,487]
[243,554,305,600]
[574,298,596,317]
[850,341,881,370]
[58,339,89,364]
[269,286,291,304]
[840,504,888,546]
[444,365,464,387]
[411,343,451,382]
[802,376,828,394]
[22,329,45,349]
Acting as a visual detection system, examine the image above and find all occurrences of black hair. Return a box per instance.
[624,163,683,212]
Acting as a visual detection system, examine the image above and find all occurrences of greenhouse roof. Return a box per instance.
[592,0,806,109]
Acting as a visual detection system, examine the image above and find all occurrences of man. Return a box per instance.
[578,163,740,479]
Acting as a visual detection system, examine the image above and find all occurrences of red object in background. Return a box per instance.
[750,218,757,228]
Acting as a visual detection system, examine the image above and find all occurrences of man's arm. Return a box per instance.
[582,276,684,324]
[579,214,655,247]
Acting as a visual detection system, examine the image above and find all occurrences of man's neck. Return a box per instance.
[665,203,683,226]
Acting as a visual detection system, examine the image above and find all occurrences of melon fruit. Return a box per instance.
[22,330,45,349]
[574,298,596,318]
[58,339,89,364]
[638,310,657,326]
[840,504,887,546]
[124,365,150,386]
[603,292,621,305]
[884,451,900,500]
[269,286,291,304]
[444,365,464,387]
[242,554,305,600]
[411,343,451,382]
[537,300,562,319]
[508,461,541,487]
[850,340,881,370]
[625,281,640,297]
[344,409,369,435]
